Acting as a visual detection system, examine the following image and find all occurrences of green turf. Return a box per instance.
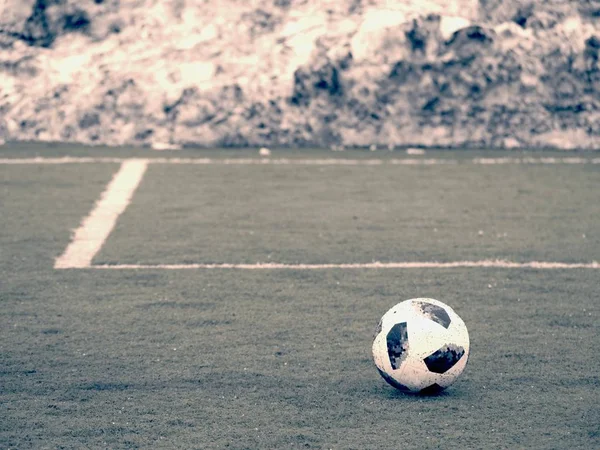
[97,163,600,265]
[1,147,599,449]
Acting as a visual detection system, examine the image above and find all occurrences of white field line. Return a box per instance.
[1,157,600,165]
[54,159,148,269]
[8,155,596,270]
[90,260,600,270]
[0,157,130,164]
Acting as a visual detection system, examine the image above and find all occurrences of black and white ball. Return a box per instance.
[372,298,469,394]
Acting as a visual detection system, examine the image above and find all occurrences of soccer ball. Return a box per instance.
[372,298,469,394]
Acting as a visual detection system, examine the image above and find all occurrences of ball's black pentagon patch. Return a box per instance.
[386,322,409,370]
[376,367,412,392]
[423,344,465,374]
[414,301,451,329]
[419,383,445,395]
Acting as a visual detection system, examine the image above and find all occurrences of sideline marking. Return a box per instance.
[87,260,600,270]
[54,159,148,269]
[1,157,600,165]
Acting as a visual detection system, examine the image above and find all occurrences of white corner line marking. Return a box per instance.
[89,260,600,270]
[1,157,600,165]
[54,159,148,269]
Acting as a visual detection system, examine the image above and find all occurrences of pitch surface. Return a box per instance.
[1,146,598,448]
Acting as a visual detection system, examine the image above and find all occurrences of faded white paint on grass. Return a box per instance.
[91,260,600,270]
[54,159,148,269]
[1,157,600,165]
[0,157,130,164]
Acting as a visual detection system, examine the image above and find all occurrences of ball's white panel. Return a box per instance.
[397,358,437,391]
[372,329,391,373]
[404,315,452,359]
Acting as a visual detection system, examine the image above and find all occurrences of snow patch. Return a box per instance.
[439,16,471,41]
[152,142,181,151]
[351,9,408,62]
[0,0,596,149]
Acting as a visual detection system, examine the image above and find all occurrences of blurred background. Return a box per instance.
[0,0,598,150]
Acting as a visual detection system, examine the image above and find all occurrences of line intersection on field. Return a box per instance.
[7,153,592,270]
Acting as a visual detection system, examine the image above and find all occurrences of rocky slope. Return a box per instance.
[0,0,598,149]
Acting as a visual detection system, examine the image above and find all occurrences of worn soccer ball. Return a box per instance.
[372,298,469,394]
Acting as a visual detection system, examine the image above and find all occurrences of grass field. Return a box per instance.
[1,145,599,449]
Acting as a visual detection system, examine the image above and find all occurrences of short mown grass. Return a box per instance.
[1,146,598,449]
